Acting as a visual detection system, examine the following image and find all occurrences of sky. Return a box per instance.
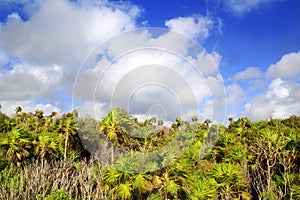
[0,0,299,123]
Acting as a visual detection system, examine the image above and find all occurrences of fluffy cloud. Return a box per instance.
[0,100,62,117]
[0,0,139,115]
[165,15,214,39]
[226,83,245,104]
[219,0,279,16]
[0,0,138,66]
[266,51,300,79]
[229,50,300,121]
[0,0,225,122]
[73,43,225,121]
[0,63,63,100]
[231,66,263,81]
[244,78,300,121]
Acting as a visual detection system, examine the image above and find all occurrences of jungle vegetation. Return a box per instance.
[1,106,300,199]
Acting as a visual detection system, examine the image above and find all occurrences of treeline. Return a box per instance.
[1,107,300,199]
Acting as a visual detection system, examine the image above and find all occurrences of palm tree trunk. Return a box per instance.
[111,145,114,164]
[64,132,69,160]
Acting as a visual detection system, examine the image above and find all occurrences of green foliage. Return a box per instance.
[0,108,300,199]
[44,190,73,200]
[115,182,132,200]
[0,127,32,166]
[189,178,218,200]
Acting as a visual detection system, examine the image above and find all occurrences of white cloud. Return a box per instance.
[220,0,279,16]
[0,63,63,101]
[0,0,225,121]
[226,83,245,104]
[188,51,222,76]
[165,15,214,39]
[73,47,225,121]
[0,0,138,66]
[266,78,290,100]
[231,66,263,81]
[75,101,108,120]
[0,0,139,116]
[229,50,300,121]
[7,12,21,21]
[266,51,300,79]
[244,78,300,121]
[0,100,62,117]
[247,79,267,91]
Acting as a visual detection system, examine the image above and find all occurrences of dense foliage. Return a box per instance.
[1,106,300,199]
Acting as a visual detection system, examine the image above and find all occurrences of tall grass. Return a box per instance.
[0,159,107,200]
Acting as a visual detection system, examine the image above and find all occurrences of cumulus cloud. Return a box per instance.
[231,66,263,81]
[0,0,225,122]
[0,100,62,117]
[228,50,300,121]
[0,0,138,66]
[219,0,279,16]
[0,63,63,100]
[244,78,300,121]
[165,15,214,39]
[224,83,246,120]
[0,0,139,115]
[266,51,300,79]
[73,43,225,121]
[226,83,245,104]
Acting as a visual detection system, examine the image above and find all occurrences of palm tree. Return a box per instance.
[176,117,183,127]
[15,106,22,114]
[157,120,164,126]
[50,111,57,118]
[144,119,151,126]
[191,116,198,123]
[150,117,157,124]
[100,107,132,145]
[151,168,183,199]
[132,173,152,199]
[0,113,12,133]
[0,127,32,166]
[204,119,211,127]
[60,117,77,159]
[211,163,247,199]
[115,182,132,200]
[32,133,59,160]
[35,109,44,119]
[103,167,132,199]
[189,178,218,199]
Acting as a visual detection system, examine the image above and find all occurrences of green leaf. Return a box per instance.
[166,180,179,195]
[116,182,132,200]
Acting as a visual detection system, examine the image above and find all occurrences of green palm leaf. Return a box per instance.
[115,182,132,200]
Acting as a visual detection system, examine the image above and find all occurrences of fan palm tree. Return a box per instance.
[59,117,77,159]
[35,109,44,119]
[157,120,164,126]
[191,116,198,123]
[189,177,218,200]
[15,106,22,114]
[100,107,132,145]
[132,173,152,198]
[103,167,132,199]
[115,182,132,200]
[0,127,32,166]
[204,119,211,127]
[176,117,183,127]
[32,133,59,160]
[211,163,247,199]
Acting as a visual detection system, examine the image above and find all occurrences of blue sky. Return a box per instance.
[0,0,299,122]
